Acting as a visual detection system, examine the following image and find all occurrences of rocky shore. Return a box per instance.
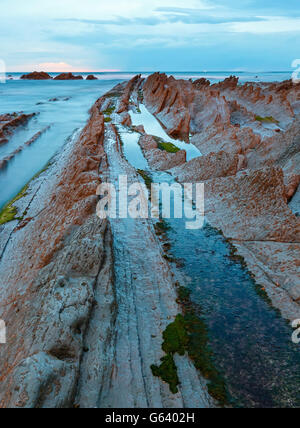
[140,73,300,321]
[0,73,299,408]
[0,113,35,145]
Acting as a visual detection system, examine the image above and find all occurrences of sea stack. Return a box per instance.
[21,71,52,80]
[54,73,84,80]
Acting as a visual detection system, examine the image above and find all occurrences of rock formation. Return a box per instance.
[138,134,186,170]
[54,73,83,80]
[21,72,52,80]
[0,80,213,408]
[0,73,299,408]
[140,73,300,320]
[0,113,35,145]
[86,75,98,80]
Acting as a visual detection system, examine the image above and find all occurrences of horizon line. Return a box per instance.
[7,70,292,74]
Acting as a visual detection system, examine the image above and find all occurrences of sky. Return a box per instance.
[1,0,300,72]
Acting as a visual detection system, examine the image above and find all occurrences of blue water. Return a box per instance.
[129,104,201,161]
[0,78,124,209]
[167,220,300,408]
[0,70,292,210]
[6,70,292,83]
[119,103,300,408]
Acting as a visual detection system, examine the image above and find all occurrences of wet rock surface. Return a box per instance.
[0,80,213,408]
[0,113,35,145]
[138,134,186,170]
[0,73,299,407]
[141,73,300,320]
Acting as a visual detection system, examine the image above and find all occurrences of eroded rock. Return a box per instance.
[21,72,52,80]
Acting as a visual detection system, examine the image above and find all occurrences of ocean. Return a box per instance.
[0,71,292,209]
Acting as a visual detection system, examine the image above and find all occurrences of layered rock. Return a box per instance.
[171,151,245,183]
[140,73,300,319]
[204,167,299,243]
[0,100,107,407]
[0,113,35,145]
[116,74,143,114]
[0,126,50,170]
[0,80,213,408]
[138,134,186,170]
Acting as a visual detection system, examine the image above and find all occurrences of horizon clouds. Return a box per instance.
[1,0,300,72]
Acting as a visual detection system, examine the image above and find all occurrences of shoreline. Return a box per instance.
[0,74,299,408]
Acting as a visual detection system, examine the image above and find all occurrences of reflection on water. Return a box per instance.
[118,127,148,170]
[129,105,201,161]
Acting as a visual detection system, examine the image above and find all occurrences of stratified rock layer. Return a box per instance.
[141,73,300,320]
[0,113,35,145]
[0,81,213,408]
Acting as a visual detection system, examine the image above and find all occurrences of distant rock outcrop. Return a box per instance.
[21,71,52,80]
[86,75,98,80]
[54,73,83,80]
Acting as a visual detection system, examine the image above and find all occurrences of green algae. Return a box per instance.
[103,106,116,116]
[151,278,228,405]
[255,115,279,125]
[0,184,29,225]
[137,169,153,191]
[158,141,180,153]
[151,354,180,394]
[0,160,52,226]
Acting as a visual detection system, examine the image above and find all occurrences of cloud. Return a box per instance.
[35,62,90,72]
[1,0,300,71]
[155,7,265,24]
[59,11,265,27]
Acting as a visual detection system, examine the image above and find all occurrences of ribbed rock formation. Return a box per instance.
[0,113,35,145]
[0,73,299,407]
[138,134,186,170]
[140,73,300,319]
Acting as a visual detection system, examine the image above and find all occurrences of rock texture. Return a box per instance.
[0,113,35,145]
[21,72,52,80]
[171,151,245,182]
[0,80,213,408]
[0,73,299,407]
[0,100,107,407]
[138,134,186,170]
[54,73,83,81]
[140,73,300,320]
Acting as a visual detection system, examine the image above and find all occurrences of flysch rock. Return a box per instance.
[138,134,186,171]
[140,73,300,321]
[85,123,213,408]
[0,79,214,408]
[0,100,110,408]
[0,72,299,407]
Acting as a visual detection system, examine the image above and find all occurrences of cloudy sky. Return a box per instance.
[1,0,300,72]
